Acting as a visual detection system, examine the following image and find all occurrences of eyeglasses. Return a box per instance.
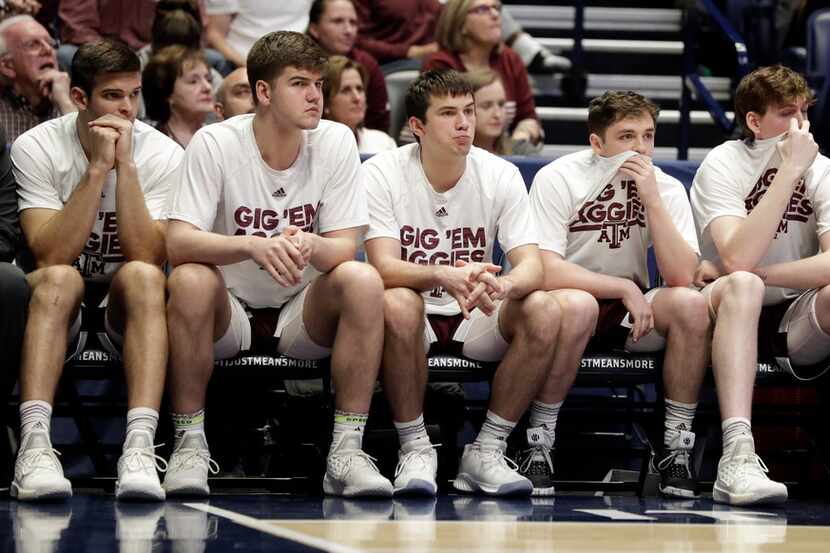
[468,2,502,16]
[17,37,58,55]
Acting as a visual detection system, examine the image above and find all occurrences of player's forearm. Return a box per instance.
[115,163,165,265]
[645,202,697,286]
[28,167,106,267]
[167,226,254,267]
[757,253,830,290]
[502,256,543,299]
[719,163,803,272]
[308,234,358,273]
[371,255,443,292]
[542,257,635,300]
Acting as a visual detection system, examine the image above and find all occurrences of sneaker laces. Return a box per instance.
[657,448,693,479]
[479,445,520,474]
[170,448,219,475]
[395,442,441,478]
[734,452,771,480]
[122,443,169,474]
[519,444,553,474]
[18,447,63,477]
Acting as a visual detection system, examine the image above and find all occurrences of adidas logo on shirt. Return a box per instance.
[272,187,287,198]
[435,206,448,217]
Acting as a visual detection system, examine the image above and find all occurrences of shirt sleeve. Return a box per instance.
[143,144,184,221]
[690,151,749,234]
[317,128,370,234]
[361,54,391,132]
[363,157,400,242]
[165,130,222,231]
[528,164,572,257]
[495,163,537,253]
[812,163,830,239]
[502,47,538,126]
[204,0,239,15]
[11,133,63,212]
[661,177,701,255]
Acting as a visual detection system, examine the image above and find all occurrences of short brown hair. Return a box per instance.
[735,65,814,140]
[405,69,474,123]
[247,31,327,106]
[322,55,367,112]
[588,91,659,139]
[142,45,208,124]
[71,39,140,97]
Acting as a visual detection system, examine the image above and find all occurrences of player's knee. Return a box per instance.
[517,291,561,348]
[665,287,709,334]
[555,289,598,338]
[117,261,165,292]
[383,287,424,337]
[814,285,830,312]
[722,271,765,306]
[168,264,221,306]
[333,261,384,299]
[33,265,84,308]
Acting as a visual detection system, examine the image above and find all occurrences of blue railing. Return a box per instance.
[678,0,750,159]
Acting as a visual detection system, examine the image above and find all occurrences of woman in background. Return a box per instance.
[323,56,396,154]
[143,46,214,147]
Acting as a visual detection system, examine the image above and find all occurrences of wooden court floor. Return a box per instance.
[3,493,830,552]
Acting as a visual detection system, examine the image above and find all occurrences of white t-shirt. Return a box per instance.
[167,115,368,309]
[205,0,313,59]
[364,144,538,315]
[358,127,396,155]
[691,135,830,304]
[12,112,183,282]
[530,149,700,289]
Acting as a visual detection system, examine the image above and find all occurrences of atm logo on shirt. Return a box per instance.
[568,180,646,249]
[745,168,813,237]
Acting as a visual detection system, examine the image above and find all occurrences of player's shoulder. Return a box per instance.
[306,119,356,149]
[133,119,182,155]
[12,111,75,153]
[535,148,592,181]
[363,142,415,174]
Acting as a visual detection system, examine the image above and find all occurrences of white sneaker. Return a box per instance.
[116,431,167,501]
[453,439,532,496]
[393,438,439,496]
[713,436,788,506]
[323,431,393,497]
[11,429,72,501]
[163,432,219,497]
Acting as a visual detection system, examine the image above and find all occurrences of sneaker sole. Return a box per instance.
[11,481,72,501]
[659,484,699,499]
[531,485,556,497]
[163,482,210,497]
[452,474,533,496]
[116,482,166,502]
[323,474,393,498]
[394,478,438,496]
[712,484,788,506]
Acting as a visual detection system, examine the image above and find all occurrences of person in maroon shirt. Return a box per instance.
[308,0,390,132]
[423,0,542,145]
[353,0,441,65]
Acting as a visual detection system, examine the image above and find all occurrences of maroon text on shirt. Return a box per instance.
[568,180,646,248]
[744,168,813,237]
[399,225,487,265]
[232,204,318,237]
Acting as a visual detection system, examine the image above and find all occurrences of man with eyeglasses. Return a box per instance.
[0,15,75,143]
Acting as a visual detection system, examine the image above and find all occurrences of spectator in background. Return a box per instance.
[143,45,214,147]
[323,55,395,154]
[213,66,252,120]
[205,0,313,69]
[354,0,569,75]
[353,0,441,68]
[308,0,390,131]
[56,0,156,70]
[424,0,543,147]
[0,15,74,143]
